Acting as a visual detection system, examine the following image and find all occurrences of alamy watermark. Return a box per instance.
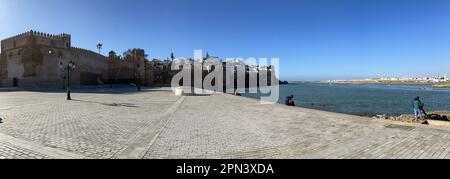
[171,50,280,104]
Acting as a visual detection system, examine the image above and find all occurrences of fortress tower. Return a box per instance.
[0,30,73,87]
[0,30,115,88]
[108,48,148,86]
[0,30,155,88]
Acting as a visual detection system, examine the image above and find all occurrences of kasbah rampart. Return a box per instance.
[0,30,183,88]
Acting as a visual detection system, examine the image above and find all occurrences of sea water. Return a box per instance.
[242,83,450,116]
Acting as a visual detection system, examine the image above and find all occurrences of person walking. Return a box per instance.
[412,96,423,120]
[418,97,427,117]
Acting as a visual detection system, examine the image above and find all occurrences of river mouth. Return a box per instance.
[241,83,450,116]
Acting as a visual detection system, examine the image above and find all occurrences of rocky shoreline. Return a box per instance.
[370,111,450,125]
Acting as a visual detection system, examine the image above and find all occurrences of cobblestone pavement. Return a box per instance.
[0,141,53,159]
[1,88,450,159]
[0,88,180,159]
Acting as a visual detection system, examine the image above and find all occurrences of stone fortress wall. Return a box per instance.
[0,31,71,87]
[107,49,147,86]
[0,30,149,88]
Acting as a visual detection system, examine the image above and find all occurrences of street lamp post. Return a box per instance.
[66,60,76,100]
[135,71,141,92]
[134,50,141,92]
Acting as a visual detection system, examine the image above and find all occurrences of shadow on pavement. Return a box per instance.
[71,99,138,108]
[183,94,212,97]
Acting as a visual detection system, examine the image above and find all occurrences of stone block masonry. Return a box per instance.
[0,30,148,88]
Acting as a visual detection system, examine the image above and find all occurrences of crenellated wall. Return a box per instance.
[1,30,71,43]
[0,31,153,88]
[68,47,109,86]
[107,49,147,85]
[0,30,100,87]
[1,30,71,53]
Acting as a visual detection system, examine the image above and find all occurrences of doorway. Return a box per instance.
[13,78,18,87]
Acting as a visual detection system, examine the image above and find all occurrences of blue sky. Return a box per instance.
[1,0,450,81]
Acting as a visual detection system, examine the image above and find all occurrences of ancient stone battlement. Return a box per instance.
[70,47,106,60]
[1,30,72,53]
[0,30,154,88]
[1,30,71,43]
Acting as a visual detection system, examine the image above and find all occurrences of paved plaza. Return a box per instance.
[1,87,450,159]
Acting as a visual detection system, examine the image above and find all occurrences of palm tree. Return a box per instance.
[97,43,103,54]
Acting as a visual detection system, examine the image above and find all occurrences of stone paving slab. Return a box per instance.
[1,88,450,159]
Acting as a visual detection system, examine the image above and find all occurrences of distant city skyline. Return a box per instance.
[1,0,450,81]
[295,74,449,82]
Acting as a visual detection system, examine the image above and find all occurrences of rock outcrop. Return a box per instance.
[371,111,449,125]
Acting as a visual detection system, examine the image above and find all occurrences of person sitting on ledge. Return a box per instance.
[0,117,3,123]
[285,95,296,106]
